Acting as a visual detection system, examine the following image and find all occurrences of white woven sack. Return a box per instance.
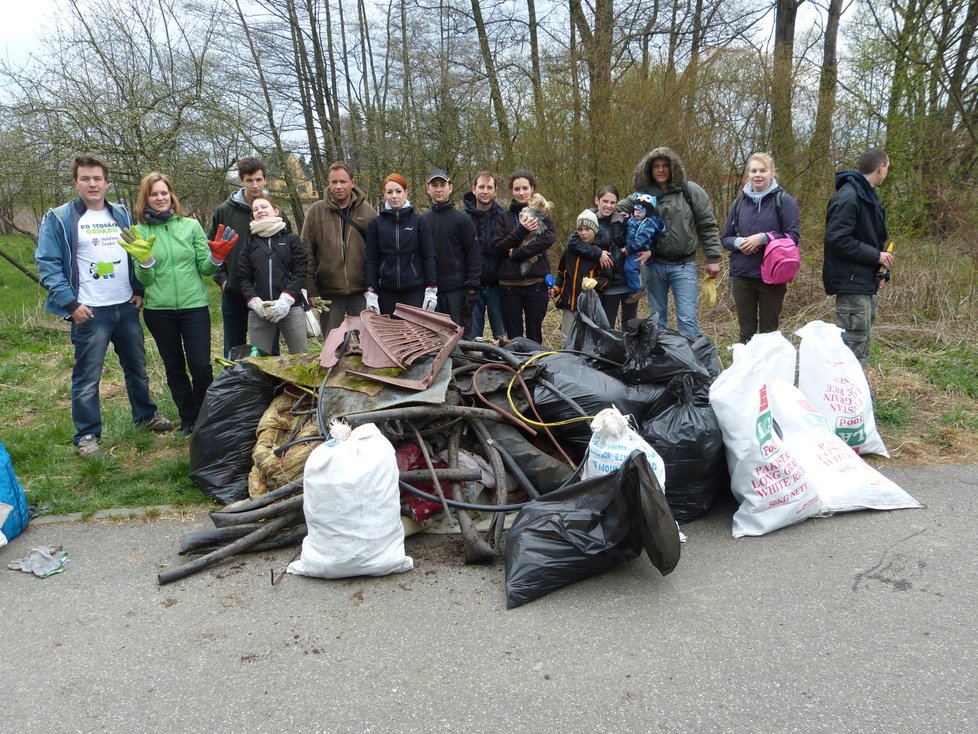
[710,334,822,537]
[582,406,666,492]
[768,380,920,515]
[795,320,888,457]
[288,422,413,579]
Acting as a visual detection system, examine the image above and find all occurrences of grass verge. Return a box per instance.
[2,232,977,515]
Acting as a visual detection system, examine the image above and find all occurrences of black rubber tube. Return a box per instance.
[216,482,303,513]
[210,495,304,528]
[158,510,302,585]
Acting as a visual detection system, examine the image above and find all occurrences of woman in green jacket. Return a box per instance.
[128,172,232,435]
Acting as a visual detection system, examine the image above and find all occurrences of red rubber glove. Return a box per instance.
[208,224,239,261]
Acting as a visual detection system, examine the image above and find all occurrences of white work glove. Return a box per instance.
[248,298,267,317]
[267,293,295,323]
[422,286,438,311]
[364,290,380,314]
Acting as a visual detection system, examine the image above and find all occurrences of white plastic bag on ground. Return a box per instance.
[710,334,822,537]
[582,406,666,490]
[768,380,920,514]
[288,422,413,579]
[796,320,888,457]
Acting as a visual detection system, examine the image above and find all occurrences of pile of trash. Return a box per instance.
[163,296,919,607]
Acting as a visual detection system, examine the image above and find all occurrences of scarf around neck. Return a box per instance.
[250,216,286,237]
[143,206,174,225]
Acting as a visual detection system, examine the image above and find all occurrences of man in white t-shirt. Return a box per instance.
[35,154,173,458]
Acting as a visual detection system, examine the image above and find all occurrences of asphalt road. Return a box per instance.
[1,463,975,733]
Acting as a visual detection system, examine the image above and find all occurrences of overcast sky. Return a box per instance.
[0,0,60,68]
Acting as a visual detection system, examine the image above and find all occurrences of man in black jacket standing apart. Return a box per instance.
[823,148,894,368]
[422,168,480,329]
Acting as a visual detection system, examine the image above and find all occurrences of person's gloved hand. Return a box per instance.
[364,290,380,314]
[266,293,295,323]
[118,226,156,265]
[248,298,268,318]
[422,286,438,311]
[208,224,238,263]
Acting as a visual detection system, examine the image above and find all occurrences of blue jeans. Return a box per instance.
[70,302,157,444]
[646,260,700,335]
[467,285,506,339]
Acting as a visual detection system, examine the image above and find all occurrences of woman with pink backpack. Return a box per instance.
[721,152,801,343]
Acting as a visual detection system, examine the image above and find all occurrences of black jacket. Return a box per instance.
[556,231,613,311]
[823,171,888,295]
[492,200,557,281]
[238,229,307,303]
[365,204,437,292]
[422,200,480,292]
[210,189,291,301]
[463,192,505,286]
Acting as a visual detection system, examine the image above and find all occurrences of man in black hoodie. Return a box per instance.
[421,168,479,329]
[210,157,275,357]
[463,171,506,339]
[823,148,893,367]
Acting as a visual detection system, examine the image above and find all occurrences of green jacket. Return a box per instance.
[133,216,217,310]
[618,146,722,264]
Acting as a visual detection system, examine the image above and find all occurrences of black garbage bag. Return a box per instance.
[614,319,712,387]
[189,362,280,505]
[565,289,625,362]
[504,452,680,609]
[687,333,723,379]
[640,374,729,523]
[532,352,666,460]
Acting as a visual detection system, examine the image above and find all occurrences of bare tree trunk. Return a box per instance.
[320,0,345,160]
[526,0,545,121]
[808,0,843,196]
[470,0,513,161]
[771,0,801,179]
[286,0,328,194]
[233,0,305,230]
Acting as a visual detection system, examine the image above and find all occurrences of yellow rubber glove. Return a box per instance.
[118,226,157,264]
[700,275,717,307]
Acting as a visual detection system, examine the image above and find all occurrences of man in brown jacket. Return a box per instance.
[302,161,377,334]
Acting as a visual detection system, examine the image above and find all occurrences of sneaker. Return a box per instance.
[145,412,175,433]
[77,434,102,459]
[177,423,194,437]
[624,292,642,304]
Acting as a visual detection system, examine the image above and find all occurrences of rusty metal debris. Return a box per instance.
[319,305,464,391]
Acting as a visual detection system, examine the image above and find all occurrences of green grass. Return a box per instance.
[0,234,219,515]
[874,395,913,429]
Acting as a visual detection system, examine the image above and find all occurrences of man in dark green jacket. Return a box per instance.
[618,146,721,336]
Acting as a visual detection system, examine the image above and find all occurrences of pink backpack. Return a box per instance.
[761,232,800,285]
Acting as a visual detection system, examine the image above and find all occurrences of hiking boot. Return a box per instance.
[77,434,102,459]
[145,412,175,433]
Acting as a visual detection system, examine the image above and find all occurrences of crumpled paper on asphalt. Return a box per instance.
[7,545,70,578]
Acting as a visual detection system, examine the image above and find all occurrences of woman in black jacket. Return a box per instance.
[492,170,557,344]
[364,173,437,315]
[238,195,308,354]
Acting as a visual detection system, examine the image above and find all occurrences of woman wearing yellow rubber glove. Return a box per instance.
[124,172,230,435]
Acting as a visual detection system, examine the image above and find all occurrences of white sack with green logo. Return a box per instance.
[795,320,889,457]
[710,333,822,538]
[767,380,919,515]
